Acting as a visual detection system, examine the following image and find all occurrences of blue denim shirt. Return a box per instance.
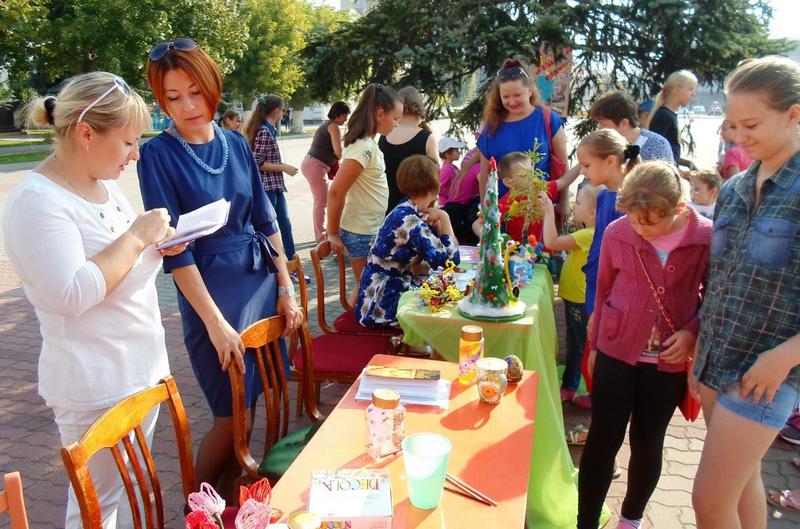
[694,150,800,391]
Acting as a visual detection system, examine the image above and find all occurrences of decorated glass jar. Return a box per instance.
[476,357,509,405]
[366,388,405,459]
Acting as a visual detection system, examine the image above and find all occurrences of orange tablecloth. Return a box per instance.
[271,354,539,527]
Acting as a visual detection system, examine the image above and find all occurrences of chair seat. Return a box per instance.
[258,422,323,480]
[293,333,391,373]
[333,310,404,336]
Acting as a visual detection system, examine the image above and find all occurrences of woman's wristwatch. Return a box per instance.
[278,285,296,297]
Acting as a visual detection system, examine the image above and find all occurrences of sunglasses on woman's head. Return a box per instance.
[77,76,132,123]
[496,66,530,81]
[148,38,197,61]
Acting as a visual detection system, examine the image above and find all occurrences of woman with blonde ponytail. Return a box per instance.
[379,85,439,212]
[568,129,642,414]
[2,71,187,529]
[649,70,698,166]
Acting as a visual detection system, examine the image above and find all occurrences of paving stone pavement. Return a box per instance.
[2,145,799,528]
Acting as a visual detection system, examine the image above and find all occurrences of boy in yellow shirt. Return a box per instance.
[539,183,602,401]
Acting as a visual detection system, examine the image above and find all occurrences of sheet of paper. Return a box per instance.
[156,198,230,249]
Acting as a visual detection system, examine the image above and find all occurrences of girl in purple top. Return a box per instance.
[579,162,711,529]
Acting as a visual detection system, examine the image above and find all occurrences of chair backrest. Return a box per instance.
[232,315,323,478]
[310,240,353,334]
[60,376,196,529]
[0,472,30,529]
[285,254,309,314]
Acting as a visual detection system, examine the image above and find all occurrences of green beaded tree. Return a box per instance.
[468,157,514,309]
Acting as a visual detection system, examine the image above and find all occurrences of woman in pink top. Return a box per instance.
[578,161,712,529]
[440,145,482,245]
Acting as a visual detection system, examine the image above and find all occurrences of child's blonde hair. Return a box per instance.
[498,151,529,179]
[691,169,722,192]
[654,69,698,110]
[724,56,800,112]
[578,129,641,175]
[616,161,683,222]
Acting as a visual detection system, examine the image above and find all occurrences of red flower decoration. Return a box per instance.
[185,510,219,529]
[239,478,272,506]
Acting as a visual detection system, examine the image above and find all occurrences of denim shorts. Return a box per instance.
[717,381,800,429]
[339,228,374,258]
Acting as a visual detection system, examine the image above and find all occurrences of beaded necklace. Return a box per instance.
[168,120,229,175]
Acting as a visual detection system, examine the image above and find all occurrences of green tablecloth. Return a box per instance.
[397,264,578,529]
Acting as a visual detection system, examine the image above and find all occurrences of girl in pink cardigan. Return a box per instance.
[577,161,712,529]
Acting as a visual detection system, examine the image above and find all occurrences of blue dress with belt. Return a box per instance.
[138,128,282,417]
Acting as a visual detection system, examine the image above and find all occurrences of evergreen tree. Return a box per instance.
[301,0,788,132]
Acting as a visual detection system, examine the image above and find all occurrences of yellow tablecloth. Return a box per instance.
[397,264,584,528]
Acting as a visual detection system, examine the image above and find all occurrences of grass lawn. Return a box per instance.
[0,151,49,165]
[0,138,47,148]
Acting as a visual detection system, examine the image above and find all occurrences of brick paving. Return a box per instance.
[2,132,799,528]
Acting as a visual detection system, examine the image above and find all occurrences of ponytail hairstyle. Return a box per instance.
[244,95,284,149]
[578,129,642,175]
[654,69,698,110]
[616,161,684,222]
[343,83,401,147]
[397,86,431,132]
[26,72,149,144]
[482,58,540,136]
[724,55,800,112]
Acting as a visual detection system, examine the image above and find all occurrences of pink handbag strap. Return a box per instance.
[635,248,677,334]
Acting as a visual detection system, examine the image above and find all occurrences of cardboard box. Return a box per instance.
[308,469,393,529]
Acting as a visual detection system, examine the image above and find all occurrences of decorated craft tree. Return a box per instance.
[503,139,549,238]
[459,157,526,321]
[470,157,510,308]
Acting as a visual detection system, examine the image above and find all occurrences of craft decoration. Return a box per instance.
[415,260,464,312]
[458,158,526,321]
[502,140,549,240]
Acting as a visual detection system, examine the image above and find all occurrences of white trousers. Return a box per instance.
[53,405,159,529]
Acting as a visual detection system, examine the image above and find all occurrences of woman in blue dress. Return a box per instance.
[477,59,568,200]
[137,39,304,499]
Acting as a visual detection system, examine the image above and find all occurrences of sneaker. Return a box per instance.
[290,271,311,284]
[572,394,592,409]
[560,388,576,402]
[615,517,642,529]
[780,422,800,445]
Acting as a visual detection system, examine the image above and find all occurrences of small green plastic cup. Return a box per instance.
[402,433,452,509]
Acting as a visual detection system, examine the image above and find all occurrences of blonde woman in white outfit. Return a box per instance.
[2,72,188,529]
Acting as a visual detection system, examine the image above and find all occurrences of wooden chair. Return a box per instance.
[287,255,392,409]
[1,472,30,529]
[232,315,325,483]
[309,240,402,338]
[60,376,196,529]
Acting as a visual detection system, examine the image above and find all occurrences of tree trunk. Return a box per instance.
[290,105,305,134]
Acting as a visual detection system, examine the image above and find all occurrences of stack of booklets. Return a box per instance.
[308,468,392,529]
[356,365,452,409]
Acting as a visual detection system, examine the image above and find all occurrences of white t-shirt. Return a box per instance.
[2,172,169,411]
[340,136,389,235]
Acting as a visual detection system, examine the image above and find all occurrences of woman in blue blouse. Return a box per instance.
[137,39,303,499]
[356,155,459,327]
[477,59,568,200]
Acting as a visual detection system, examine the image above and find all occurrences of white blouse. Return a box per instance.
[2,172,169,410]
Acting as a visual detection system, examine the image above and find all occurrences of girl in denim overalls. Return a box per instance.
[692,56,800,529]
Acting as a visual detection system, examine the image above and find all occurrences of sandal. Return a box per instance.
[567,424,590,446]
[766,488,800,511]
